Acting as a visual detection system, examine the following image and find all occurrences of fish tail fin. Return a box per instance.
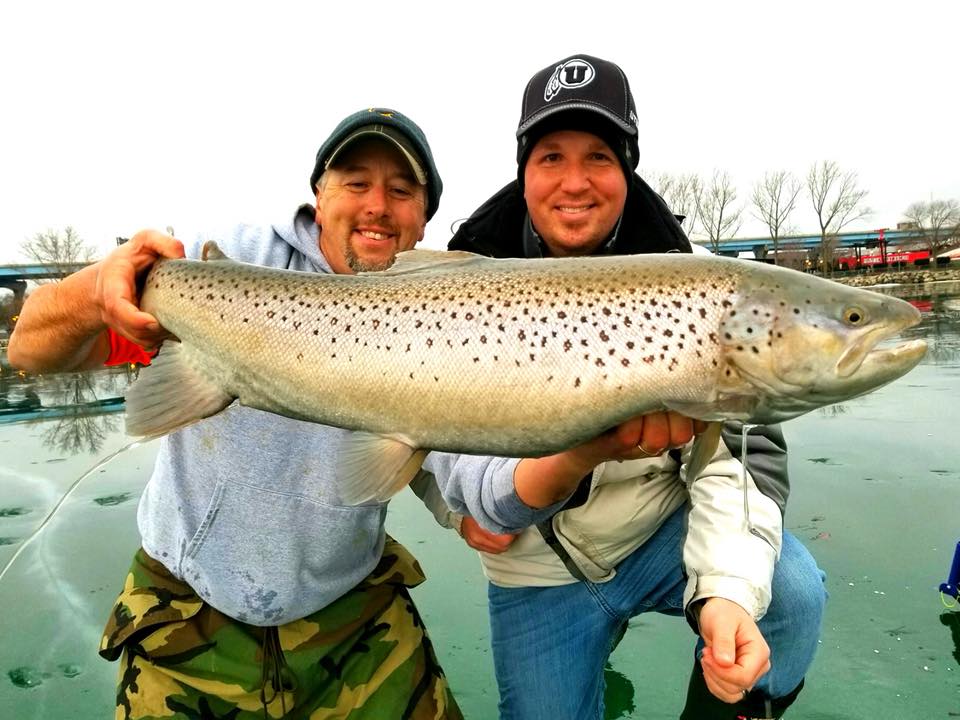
[337,433,426,505]
[682,421,722,484]
[125,342,234,437]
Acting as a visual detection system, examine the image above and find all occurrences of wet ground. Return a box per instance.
[1,281,958,719]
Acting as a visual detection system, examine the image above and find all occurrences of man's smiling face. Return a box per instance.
[523,129,628,257]
[315,137,427,274]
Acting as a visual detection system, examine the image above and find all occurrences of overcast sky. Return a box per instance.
[1,0,957,264]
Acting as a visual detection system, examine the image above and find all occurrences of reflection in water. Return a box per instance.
[38,374,123,455]
[0,365,134,456]
[818,404,849,418]
[941,612,960,666]
[602,662,636,718]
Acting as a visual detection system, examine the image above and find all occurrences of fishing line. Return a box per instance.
[0,439,146,585]
[942,593,958,610]
[739,423,758,535]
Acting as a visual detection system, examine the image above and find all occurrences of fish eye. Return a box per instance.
[843,306,867,325]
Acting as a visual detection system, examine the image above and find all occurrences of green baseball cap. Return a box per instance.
[309,108,443,220]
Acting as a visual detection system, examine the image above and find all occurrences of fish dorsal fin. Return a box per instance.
[125,341,235,438]
[371,249,494,276]
[201,240,234,262]
[337,432,427,504]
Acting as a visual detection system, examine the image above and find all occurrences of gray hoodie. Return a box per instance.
[138,205,392,625]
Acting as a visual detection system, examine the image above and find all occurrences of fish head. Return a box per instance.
[720,269,927,423]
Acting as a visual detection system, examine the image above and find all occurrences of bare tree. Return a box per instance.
[806,161,869,274]
[697,171,742,254]
[752,171,801,265]
[902,198,960,258]
[19,226,96,280]
[647,172,703,237]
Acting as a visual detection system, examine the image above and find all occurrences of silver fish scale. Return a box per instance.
[141,254,747,455]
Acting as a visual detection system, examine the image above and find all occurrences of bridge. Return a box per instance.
[0,261,94,285]
[0,262,95,324]
[691,227,943,259]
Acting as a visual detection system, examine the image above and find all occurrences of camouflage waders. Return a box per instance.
[100,539,463,720]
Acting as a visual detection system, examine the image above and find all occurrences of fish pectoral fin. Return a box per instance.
[371,249,493,276]
[125,342,234,437]
[337,433,427,505]
[681,421,722,485]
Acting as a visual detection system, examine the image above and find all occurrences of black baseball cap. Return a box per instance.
[309,108,443,220]
[516,54,639,179]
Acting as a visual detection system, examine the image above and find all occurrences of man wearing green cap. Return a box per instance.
[424,55,826,720]
[9,108,462,719]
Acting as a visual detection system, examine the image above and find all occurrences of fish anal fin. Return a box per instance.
[337,433,426,504]
[125,342,234,437]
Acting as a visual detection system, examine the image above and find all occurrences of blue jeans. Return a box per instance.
[487,506,826,720]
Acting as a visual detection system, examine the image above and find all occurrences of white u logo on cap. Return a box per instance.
[544,59,596,101]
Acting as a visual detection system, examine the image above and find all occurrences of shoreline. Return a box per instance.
[826,267,960,287]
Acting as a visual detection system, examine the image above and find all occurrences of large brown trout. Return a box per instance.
[127,242,926,502]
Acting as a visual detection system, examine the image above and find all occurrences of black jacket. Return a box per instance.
[448,174,692,258]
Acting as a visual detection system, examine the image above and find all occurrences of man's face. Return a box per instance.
[523,129,628,257]
[315,138,427,275]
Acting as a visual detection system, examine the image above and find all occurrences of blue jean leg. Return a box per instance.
[487,507,688,720]
[487,507,826,719]
[488,578,619,720]
[749,531,828,697]
[601,508,827,699]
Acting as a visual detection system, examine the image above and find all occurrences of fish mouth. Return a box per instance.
[835,305,925,378]
[840,337,927,381]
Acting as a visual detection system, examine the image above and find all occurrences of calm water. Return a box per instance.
[1,281,958,719]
